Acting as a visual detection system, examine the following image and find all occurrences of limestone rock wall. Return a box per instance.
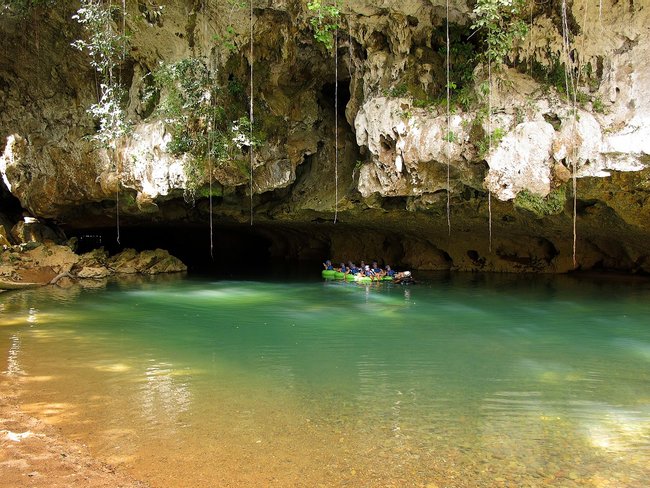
[1,0,649,273]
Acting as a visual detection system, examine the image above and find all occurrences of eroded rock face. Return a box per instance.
[1,1,650,273]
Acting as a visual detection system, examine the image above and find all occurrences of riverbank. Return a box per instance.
[0,374,148,488]
[0,241,188,292]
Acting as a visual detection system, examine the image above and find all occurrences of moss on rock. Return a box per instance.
[514,187,567,218]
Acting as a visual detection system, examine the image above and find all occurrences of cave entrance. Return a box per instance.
[66,224,331,279]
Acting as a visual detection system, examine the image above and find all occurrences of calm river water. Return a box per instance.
[1,273,649,487]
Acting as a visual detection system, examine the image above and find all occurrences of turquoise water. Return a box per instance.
[1,273,649,487]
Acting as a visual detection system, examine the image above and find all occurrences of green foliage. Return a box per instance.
[213,25,238,52]
[443,130,457,143]
[477,127,506,157]
[150,58,231,161]
[492,126,505,143]
[530,58,603,111]
[307,0,340,51]
[137,1,163,25]
[530,58,567,94]
[226,0,246,9]
[212,0,247,52]
[72,0,131,148]
[514,187,567,218]
[471,0,527,68]
[145,57,261,195]
[454,85,477,111]
[383,83,408,98]
[592,95,605,113]
[437,25,478,106]
[0,0,52,16]
[412,98,432,109]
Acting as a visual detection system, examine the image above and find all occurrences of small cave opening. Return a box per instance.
[319,78,351,128]
[0,180,24,222]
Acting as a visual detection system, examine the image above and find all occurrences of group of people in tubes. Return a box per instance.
[322,259,413,283]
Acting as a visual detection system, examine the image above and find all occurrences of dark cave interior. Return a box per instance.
[64,223,331,279]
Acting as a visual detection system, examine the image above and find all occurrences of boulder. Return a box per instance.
[76,266,111,279]
[108,248,187,274]
[24,244,79,274]
[107,248,139,273]
[11,219,64,245]
[76,247,109,268]
[130,249,187,274]
[0,225,12,247]
[146,255,188,274]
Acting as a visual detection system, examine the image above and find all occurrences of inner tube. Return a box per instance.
[354,275,372,283]
[382,276,394,281]
[322,269,336,278]
[345,273,356,281]
[334,271,346,279]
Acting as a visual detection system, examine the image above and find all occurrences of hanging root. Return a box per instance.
[561,0,579,268]
[334,21,339,224]
[487,52,493,253]
[445,0,451,236]
[249,0,254,226]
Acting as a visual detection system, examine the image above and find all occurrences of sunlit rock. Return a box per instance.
[486,121,555,201]
[77,266,111,279]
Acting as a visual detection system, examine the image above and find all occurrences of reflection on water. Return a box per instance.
[1,273,649,487]
[140,361,192,429]
[6,334,22,376]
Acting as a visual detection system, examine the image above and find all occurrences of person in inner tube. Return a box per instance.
[365,265,380,281]
[323,259,334,270]
[394,270,412,283]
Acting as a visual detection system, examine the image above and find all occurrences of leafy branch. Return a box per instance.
[72,0,131,148]
[307,0,340,51]
[144,57,260,196]
[471,0,527,68]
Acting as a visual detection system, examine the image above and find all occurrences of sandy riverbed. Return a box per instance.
[0,375,147,488]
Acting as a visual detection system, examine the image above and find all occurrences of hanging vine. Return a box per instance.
[307,0,340,52]
[200,0,214,257]
[561,0,579,268]
[333,12,339,224]
[471,0,527,252]
[307,0,340,223]
[249,0,254,226]
[72,0,131,149]
[445,0,451,236]
[72,0,131,244]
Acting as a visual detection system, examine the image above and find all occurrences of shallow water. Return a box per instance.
[1,273,649,487]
